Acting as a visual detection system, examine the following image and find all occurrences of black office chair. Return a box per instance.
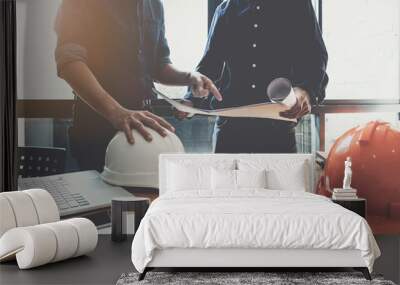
[17,147,66,178]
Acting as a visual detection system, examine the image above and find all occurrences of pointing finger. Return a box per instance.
[206,80,223,101]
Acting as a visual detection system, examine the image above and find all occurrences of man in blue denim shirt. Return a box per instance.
[180,0,328,153]
[55,0,222,171]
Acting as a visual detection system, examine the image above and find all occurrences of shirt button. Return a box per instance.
[254,24,259,28]
[252,43,257,48]
[251,84,256,89]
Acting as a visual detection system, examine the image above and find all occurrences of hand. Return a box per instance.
[279,87,312,119]
[189,72,223,102]
[107,107,175,144]
[173,100,194,120]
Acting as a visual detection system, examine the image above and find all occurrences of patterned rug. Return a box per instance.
[116,272,396,285]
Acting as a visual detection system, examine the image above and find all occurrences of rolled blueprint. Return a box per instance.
[154,78,297,122]
[267,78,297,106]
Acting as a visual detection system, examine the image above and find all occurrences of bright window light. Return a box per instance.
[155,0,208,99]
[323,0,400,100]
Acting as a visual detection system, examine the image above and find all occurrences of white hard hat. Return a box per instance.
[101,127,184,188]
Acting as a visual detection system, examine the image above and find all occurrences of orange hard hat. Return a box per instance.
[317,121,400,219]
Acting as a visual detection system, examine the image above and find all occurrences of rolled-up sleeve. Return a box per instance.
[291,0,329,105]
[54,0,89,76]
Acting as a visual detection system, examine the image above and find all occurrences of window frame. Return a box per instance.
[1,0,18,192]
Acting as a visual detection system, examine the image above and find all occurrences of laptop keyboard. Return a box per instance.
[18,177,90,211]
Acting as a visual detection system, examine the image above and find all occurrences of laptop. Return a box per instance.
[18,170,133,218]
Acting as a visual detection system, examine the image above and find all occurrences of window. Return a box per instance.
[16,0,208,101]
[155,0,208,98]
[323,0,400,101]
[16,0,72,100]
[319,0,400,152]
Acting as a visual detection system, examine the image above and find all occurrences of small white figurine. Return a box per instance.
[343,157,353,189]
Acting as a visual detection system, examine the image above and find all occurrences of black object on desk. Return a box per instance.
[17,146,66,177]
[332,198,366,218]
[112,197,150,242]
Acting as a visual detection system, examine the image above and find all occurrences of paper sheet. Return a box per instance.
[153,87,297,122]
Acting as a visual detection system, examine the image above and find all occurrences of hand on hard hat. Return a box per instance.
[189,72,223,102]
[108,107,175,145]
[173,100,194,120]
[280,87,312,119]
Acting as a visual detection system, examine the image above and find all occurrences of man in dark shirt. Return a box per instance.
[55,0,222,171]
[180,0,328,153]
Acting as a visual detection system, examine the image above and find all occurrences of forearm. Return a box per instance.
[158,62,223,104]
[58,61,122,119]
[156,64,191,86]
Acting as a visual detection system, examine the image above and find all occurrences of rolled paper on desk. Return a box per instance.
[0,218,98,269]
[0,196,17,237]
[24,189,60,224]
[0,189,60,238]
[1,192,40,228]
[42,221,79,262]
[66,218,98,257]
[0,225,57,268]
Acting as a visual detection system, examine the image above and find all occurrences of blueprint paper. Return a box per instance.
[153,88,297,122]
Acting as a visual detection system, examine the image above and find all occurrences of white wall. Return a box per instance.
[17,0,75,147]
